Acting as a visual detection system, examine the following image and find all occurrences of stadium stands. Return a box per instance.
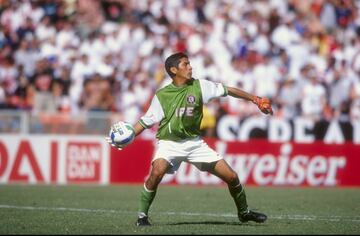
[0,0,360,135]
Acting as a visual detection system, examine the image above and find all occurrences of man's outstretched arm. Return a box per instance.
[226,86,273,115]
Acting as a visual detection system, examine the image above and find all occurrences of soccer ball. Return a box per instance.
[109,121,135,147]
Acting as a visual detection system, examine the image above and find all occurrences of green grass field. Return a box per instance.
[0,184,359,235]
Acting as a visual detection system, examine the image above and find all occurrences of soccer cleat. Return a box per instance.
[136,216,151,226]
[238,210,267,223]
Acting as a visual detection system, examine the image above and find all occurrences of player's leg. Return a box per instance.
[137,158,170,226]
[206,159,267,223]
[137,139,187,226]
[187,138,266,223]
[202,160,248,213]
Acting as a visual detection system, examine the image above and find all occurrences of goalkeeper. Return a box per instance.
[108,52,273,226]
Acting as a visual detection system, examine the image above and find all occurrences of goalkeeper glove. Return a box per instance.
[252,96,273,115]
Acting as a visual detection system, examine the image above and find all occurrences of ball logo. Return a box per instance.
[186,95,196,105]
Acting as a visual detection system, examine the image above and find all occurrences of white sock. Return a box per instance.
[138,212,147,218]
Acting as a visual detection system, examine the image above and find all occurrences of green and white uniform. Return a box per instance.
[139,78,228,173]
[137,78,250,219]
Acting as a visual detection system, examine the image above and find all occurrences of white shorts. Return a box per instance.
[153,137,223,174]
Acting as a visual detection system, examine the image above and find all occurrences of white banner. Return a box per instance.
[0,135,110,185]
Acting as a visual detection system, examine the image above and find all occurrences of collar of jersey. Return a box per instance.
[170,82,189,88]
[170,79,194,88]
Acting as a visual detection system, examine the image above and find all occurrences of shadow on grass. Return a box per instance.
[166,221,266,226]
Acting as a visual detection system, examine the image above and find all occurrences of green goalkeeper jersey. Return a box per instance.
[139,78,228,141]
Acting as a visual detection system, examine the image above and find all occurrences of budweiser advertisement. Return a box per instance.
[111,139,360,187]
[1,135,359,186]
[0,135,110,184]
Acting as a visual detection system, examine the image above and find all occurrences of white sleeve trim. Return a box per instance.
[140,95,164,128]
[199,79,227,103]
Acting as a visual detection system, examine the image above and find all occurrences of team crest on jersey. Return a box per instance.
[186,95,196,104]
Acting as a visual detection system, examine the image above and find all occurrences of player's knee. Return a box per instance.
[150,159,169,179]
[228,171,239,186]
[150,165,168,182]
[151,169,165,179]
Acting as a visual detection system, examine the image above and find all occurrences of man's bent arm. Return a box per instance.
[134,122,146,136]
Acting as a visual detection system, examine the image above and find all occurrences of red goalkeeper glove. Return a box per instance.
[252,96,273,115]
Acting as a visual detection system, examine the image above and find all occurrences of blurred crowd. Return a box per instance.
[1,0,360,130]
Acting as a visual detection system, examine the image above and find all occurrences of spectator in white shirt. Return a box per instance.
[301,70,327,120]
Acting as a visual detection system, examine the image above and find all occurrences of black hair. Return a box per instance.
[164,52,188,78]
